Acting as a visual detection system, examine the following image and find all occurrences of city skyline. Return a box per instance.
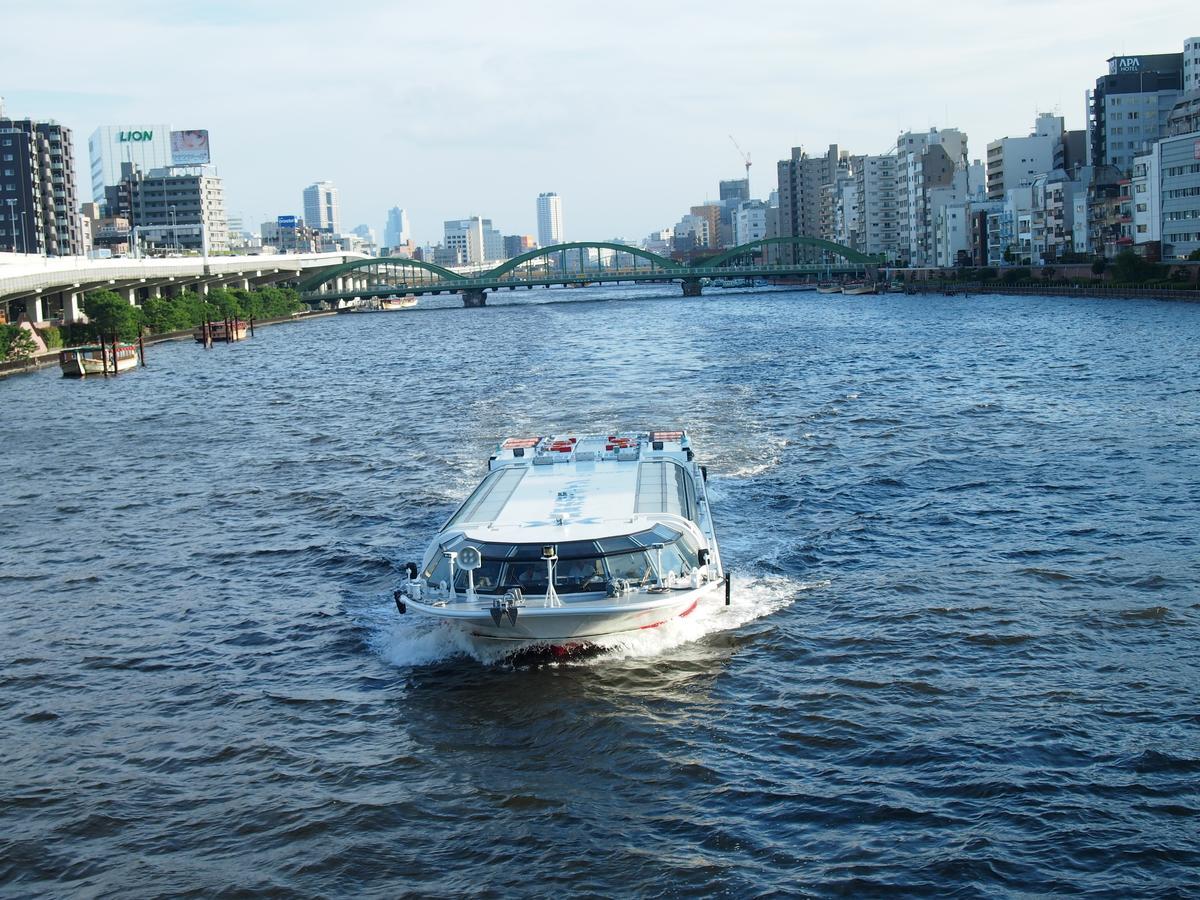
[0,0,1192,243]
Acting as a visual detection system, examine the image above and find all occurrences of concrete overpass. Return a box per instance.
[0,251,366,324]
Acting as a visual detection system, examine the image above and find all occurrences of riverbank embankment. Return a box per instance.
[0,310,337,379]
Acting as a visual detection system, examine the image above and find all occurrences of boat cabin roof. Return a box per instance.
[443,431,700,543]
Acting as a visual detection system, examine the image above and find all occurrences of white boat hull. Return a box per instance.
[59,349,138,377]
[404,580,724,642]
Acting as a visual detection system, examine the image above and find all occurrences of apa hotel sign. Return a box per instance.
[118,130,155,142]
[1109,57,1143,74]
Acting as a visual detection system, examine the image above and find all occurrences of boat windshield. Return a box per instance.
[421,524,702,595]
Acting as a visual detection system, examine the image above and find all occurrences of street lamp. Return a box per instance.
[168,205,177,255]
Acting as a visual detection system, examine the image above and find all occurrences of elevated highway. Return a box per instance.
[0,251,366,323]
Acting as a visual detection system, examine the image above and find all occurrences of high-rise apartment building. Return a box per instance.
[536,192,563,247]
[88,125,171,205]
[895,128,970,267]
[775,144,844,263]
[303,181,340,233]
[0,114,82,256]
[851,154,899,260]
[384,206,409,248]
[1087,51,1184,175]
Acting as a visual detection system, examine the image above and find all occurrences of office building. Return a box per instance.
[689,204,721,250]
[503,234,536,258]
[986,113,1062,199]
[444,216,503,265]
[0,114,83,256]
[719,179,750,204]
[124,164,228,253]
[537,192,563,247]
[732,200,768,246]
[1132,131,1200,260]
[384,206,409,248]
[1087,50,1183,175]
[303,181,340,233]
[88,125,171,205]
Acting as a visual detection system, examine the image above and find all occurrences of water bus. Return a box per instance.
[395,430,727,644]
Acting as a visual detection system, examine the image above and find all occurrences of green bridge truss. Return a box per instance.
[297,237,878,297]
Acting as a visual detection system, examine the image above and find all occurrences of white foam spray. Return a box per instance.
[365,573,827,669]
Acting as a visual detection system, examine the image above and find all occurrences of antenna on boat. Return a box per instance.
[443,550,458,600]
[542,545,561,607]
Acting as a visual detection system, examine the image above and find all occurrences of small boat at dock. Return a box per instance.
[816,283,842,294]
[380,295,417,311]
[193,319,249,343]
[841,282,878,295]
[59,344,138,377]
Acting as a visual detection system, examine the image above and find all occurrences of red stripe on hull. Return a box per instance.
[638,598,699,630]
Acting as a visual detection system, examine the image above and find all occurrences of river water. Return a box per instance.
[1,285,1198,897]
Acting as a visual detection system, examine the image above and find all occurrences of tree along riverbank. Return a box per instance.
[1,284,307,372]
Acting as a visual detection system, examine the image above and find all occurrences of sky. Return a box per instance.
[1,0,1194,244]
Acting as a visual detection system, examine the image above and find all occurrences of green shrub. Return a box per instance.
[0,324,38,362]
[38,325,63,350]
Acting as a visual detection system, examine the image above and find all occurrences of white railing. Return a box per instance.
[0,251,364,299]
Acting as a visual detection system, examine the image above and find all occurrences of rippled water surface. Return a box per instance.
[2,286,1199,897]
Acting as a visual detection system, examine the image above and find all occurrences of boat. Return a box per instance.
[841,282,878,295]
[59,344,138,377]
[193,319,249,343]
[816,283,842,294]
[395,430,728,645]
[381,295,417,311]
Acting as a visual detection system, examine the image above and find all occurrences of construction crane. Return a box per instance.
[728,135,751,194]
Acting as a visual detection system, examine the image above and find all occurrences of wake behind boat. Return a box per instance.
[395,430,728,645]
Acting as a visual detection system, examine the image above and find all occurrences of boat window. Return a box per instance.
[445,466,527,528]
[605,551,655,585]
[425,525,699,597]
[635,460,696,521]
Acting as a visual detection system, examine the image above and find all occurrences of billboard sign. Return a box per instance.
[277,215,298,228]
[170,129,210,165]
[1109,57,1142,74]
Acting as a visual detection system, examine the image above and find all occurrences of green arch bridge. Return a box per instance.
[296,238,882,307]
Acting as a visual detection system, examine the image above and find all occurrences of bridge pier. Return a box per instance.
[62,291,84,323]
[26,295,45,323]
[462,289,487,308]
[681,279,702,298]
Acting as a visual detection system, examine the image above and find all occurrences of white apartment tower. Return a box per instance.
[851,154,899,260]
[895,128,970,267]
[303,181,340,233]
[537,192,563,247]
